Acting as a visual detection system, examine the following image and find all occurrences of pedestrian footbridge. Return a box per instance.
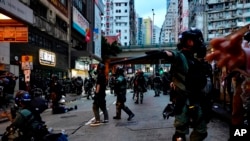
[114,41,210,58]
[116,43,177,58]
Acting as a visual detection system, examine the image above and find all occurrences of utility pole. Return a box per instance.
[152,9,155,45]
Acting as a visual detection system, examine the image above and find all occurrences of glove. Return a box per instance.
[162,103,175,119]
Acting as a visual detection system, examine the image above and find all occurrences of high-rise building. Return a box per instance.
[143,18,152,45]
[166,0,171,10]
[188,0,206,40]
[153,25,161,44]
[178,0,189,34]
[136,17,144,45]
[206,0,250,41]
[101,0,136,46]
[160,0,178,44]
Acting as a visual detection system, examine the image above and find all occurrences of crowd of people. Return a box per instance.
[2,26,250,140]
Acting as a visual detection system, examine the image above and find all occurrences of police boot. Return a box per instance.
[172,132,186,141]
[113,105,121,120]
[190,131,207,141]
[123,106,135,121]
[135,99,139,104]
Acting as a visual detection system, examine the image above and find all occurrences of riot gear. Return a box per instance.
[179,28,206,57]
[97,63,105,71]
[115,67,124,76]
[15,90,31,106]
[113,67,135,121]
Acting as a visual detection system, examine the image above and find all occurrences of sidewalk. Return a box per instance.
[212,102,231,124]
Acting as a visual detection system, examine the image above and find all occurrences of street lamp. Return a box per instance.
[152,9,155,45]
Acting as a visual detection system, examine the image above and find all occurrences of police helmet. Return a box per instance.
[116,67,124,75]
[179,28,206,55]
[179,28,204,44]
[15,90,31,105]
[52,74,58,81]
[97,63,105,71]
[155,72,160,76]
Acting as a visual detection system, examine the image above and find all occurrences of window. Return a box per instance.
[59,0,67,6]
[115,3,121,6]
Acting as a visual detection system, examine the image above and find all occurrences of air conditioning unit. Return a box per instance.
[47,10,56,24]
[20,0,30,5]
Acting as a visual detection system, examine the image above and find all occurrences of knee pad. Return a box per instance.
[172,133,186,141]
[190,131,207,141]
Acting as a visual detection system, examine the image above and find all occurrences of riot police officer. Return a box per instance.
[149,28,210,141]
[113,67,135,121]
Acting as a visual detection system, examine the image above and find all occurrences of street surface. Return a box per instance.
[0,89,229,141]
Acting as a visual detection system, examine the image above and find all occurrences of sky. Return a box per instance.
[134,0,166,28]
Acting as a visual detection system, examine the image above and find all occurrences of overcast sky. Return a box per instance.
[134,0,166,28]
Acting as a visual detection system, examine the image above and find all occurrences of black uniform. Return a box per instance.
[113,67,134,121]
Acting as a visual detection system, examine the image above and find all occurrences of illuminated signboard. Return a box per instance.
[72,6,89,36]
[0,26,28,42]
[39,49,56,66]
[21,55,33,70]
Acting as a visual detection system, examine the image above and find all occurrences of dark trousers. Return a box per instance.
[93,97,109,121]
[115,101,133,118]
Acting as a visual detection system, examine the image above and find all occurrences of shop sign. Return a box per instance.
[75,61,89,70]
[72,6,89,36]
[39,49,56,67]
[23,69,31,82]
[21,55,33,70]
[0,26,28,42]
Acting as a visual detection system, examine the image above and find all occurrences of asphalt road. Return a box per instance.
[0,89,229,141]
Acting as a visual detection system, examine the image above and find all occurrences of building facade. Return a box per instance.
[206,0,250,41]
[0,0,97,90]
[136,17,144,45]
[160,0,178,44]
[143,18,152,45]
[101,0,136,46]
